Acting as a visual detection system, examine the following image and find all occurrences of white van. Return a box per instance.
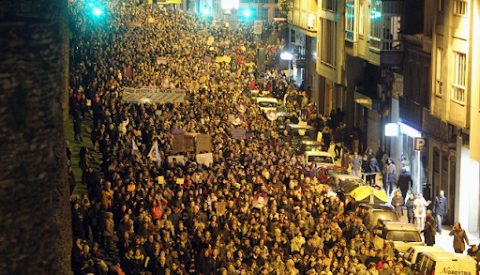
[381,222,424,253]
[416,252,477,275]
[404,246,445,271]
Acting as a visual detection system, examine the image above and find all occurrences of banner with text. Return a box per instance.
[122,88,185,104]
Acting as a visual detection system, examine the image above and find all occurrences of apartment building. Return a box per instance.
[288,0,480,235]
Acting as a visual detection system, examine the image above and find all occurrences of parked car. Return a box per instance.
[310,165,349,184]
[416,252,477,275]
[404,246,445,271]
[256,97,278,113]
[357,203,399,231]
[284,124,318,151]
[276,112,298,131]
[304,151,335,166]
[299,140,323,154]
[380,222,424,253]
[325,174,367,193]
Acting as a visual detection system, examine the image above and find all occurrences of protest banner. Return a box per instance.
[122,88,185,104]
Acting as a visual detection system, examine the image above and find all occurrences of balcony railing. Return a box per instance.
[369,38,404,51]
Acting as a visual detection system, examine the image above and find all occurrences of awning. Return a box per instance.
[354,91,378,110]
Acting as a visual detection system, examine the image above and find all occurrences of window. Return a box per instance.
[370,0,382,49]
[323,0,337,12]
[451,52,466,104]
[453,0,468,15]
[435,48,444,96]
[359,4,365,35]
[345,0,356,41]
[320,18,337,67]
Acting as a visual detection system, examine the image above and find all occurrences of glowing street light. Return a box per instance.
[93,7,103,16]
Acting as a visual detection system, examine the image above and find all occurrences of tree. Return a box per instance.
[0,0,72,274]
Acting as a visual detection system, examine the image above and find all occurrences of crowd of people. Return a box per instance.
[67,1,478,275]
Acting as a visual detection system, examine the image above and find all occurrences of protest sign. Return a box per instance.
[232,128,246,139]
[196,153,213,167]
[196,134,212,153]
[167,155,185,166]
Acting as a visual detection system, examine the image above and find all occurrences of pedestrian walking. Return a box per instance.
[350,152,362,177]
[73,110,83,142]
[422,210,436,246]
[414,193,430,231]
[433,190,448,234]
[385,158,396,196]
[405,193,415,224]
[391,191,404,218]
[397,168,413,200]
[450,222,469,253]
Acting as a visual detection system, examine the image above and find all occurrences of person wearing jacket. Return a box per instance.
[405,193,415,224]
[433,190,448,234]
[450,222,469,253]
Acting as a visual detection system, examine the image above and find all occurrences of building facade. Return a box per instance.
[288,0,480,236]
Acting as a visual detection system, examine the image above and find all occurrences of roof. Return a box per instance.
[333,174,364,181]
[256,97,278,103]
[300,140,323,145]
[384,222,418,231]
[315,165,347,170]
[304,151,334,157]
[423,252,477,262]
[287,124,316,130]
[408,246,445,252]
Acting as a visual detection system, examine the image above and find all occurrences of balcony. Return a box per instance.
[288,4,317,37]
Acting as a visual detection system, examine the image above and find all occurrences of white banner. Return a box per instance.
[122,88,185,104]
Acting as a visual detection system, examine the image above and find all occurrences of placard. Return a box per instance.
[215,201,226,216]
[196,134,212,153]
[196,153,213,167]
[157,176,165,185]
[167,155,185,166]
[232,128,246,140]
[176,178,185,185]
[171,128,185,135]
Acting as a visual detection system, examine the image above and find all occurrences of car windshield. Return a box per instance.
[304,145,322,151]
[291,129,316,137]
[325,169,349,176]
[309,156,334,163]
[258,102,277,108]
[386,230,422,242]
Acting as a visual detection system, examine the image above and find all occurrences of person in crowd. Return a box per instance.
[391,191,404,218]
[397,168,412,200]
[422,210,436,246]
[385,159,396,196]
[413,193,430,231]
[350,152,362,177]
[405,192,416,224]
[450,222,469,253]
[433,190,448,234]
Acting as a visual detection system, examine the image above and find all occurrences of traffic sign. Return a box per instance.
[414,137,428,151]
